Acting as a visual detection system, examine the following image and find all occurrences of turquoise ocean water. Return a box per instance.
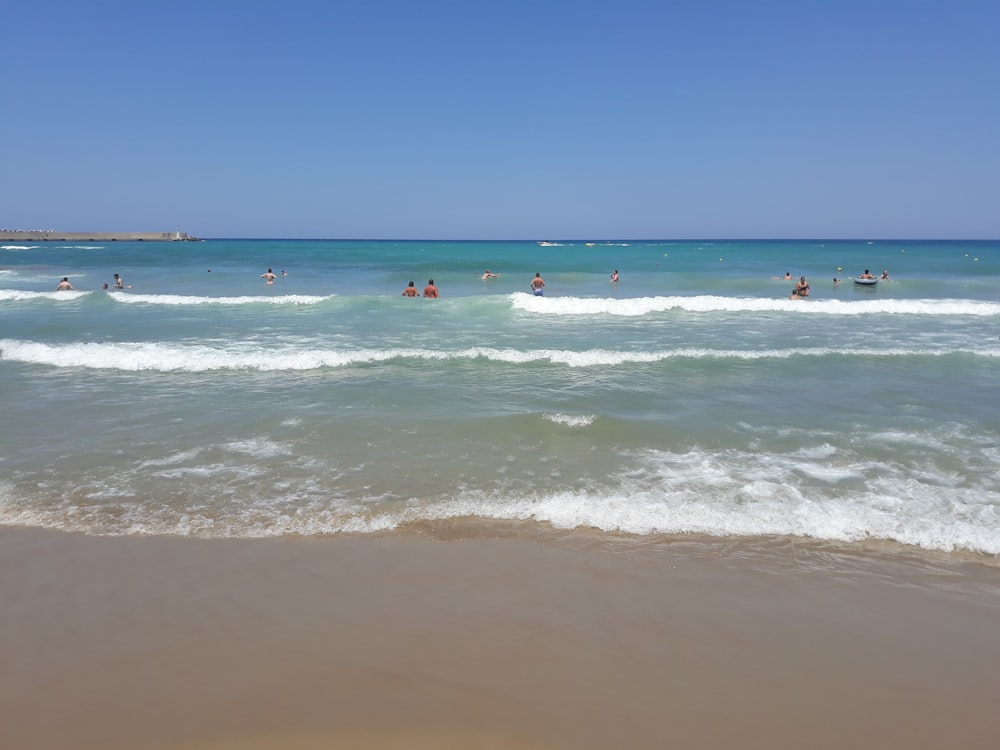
[2,238,998,556]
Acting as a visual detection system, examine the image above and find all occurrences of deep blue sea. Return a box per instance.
[2,238,998,555]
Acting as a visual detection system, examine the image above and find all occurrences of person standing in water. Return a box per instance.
[261,268,277,284]
[610,269,619,282]
[530,272,545,296]
[56,277,74,290]
[423,279,439,298]
[402,281,418,297]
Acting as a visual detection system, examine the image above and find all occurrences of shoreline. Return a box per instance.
[2,526,998,750]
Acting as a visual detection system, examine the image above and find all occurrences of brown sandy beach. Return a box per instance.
[2,526,998,750]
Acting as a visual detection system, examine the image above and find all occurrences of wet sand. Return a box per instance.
[2,526,999,750]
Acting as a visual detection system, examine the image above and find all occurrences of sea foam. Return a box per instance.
[110,293,334,305]
[2,430,997,554]
[543,413,597,427]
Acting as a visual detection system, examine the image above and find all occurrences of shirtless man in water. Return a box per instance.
[261,268,277,284]
[423,279,439,298]
[56,277,74,290]
[402,281,418,297]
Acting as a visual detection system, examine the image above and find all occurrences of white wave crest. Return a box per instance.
[2,339,996,372]
[510,293,1000,317]
[0,289,90,302]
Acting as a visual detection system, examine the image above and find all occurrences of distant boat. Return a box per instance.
[854,277,878,286]
[537,241,558,246]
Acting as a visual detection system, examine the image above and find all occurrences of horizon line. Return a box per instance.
[200,236,1000,242]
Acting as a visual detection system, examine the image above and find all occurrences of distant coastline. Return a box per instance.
[0,230,200,242]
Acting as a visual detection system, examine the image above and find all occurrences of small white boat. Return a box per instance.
[537,241,558,247]
[854,277,878,286]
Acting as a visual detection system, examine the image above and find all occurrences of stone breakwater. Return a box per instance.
[0,230,200,242]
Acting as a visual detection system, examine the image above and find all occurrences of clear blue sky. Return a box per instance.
[2,0,998,239]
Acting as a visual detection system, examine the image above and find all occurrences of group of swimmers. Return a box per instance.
[858,268,890,280]
[786,268,890,299]
[401,280,439,298]
[401,272,550,298]
[483,268,617,295]
[56,272,129,290]
[59,264,894,300]
[260,268,288,284]
[403,267,623,298]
